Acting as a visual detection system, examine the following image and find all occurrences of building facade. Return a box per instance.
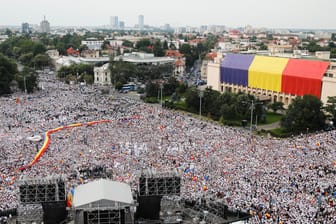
[138,15,144,30]
[207,54,336,106]
[165,50,186,77]
[321,61,336,104]
[114,52,175,65]
[110,16,119,29]
[81,38,104,50]
[94,63,111,85]
[40,16,50,33]
[22,23,31,34]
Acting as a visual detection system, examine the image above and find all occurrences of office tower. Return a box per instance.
[163,24,171,31]
[110,16,119,29]
[138,15,144,31]
[40,16,50,33]
[22,23,31,34]
[119,21,125,30]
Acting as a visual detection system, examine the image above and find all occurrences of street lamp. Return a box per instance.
[23,75,27,94]
[249,100,254,133]
[160,83,163,107]
[248,100,262,134]
[199,90,204,119]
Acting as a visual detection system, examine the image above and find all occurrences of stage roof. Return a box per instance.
[73,179,133,210]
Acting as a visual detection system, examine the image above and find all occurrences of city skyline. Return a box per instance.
[1,0,336,29]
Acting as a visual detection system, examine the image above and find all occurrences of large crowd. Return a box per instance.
[1,74,336,223]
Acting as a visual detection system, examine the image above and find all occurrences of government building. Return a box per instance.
[207,54,336,106]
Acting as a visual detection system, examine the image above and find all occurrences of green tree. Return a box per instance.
[145,81,159,98]
[16,66,38,93]
[18,53,34,66]
[32,54,51,69]
[269,101,284,113]
[122,40,134,48]
[109,59,136,88]
[153,40,164,57]
[135,38,151,50]
[57,64,94,82]
[162,40,168,50]
[53,34,83,55]
[202,87,221,118]
[281,95,326,133]
[235,94,253,119]
[179,44,196,68]
[0,53,17,95]
[185,87,200,112]
[163,76,179,96]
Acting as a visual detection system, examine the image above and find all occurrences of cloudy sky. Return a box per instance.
[1,0,335,29]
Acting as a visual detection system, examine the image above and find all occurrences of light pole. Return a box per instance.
[248,100,262,133]
[250,100,254,133]
[160,83,163,107]
[23,75,27,94]
[199,90,204,119]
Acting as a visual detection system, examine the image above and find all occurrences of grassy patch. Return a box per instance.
[265,112,283,124]
[268,127,292,138]
[143,97,159,104]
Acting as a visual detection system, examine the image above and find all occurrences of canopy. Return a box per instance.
[248,56,289,92]
[73,179,133,210]
[220,54,255,86]
[282,59,329,98]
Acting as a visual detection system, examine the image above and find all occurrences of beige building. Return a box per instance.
[207,57,336,106]
[206,62,221,92]
[321,61,336,104]
[94,63,111,85]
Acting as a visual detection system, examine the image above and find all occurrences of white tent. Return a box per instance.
[73,179,133,210]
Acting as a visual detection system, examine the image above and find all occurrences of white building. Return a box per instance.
[40,16,50,33]
[114,52,175,65]
[46,49,59,58]
[138,15,144,30]
[94,63,111,85]
[81,38,104,50]
[110,16,118,29]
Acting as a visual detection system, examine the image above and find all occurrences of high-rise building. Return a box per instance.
[110,16,118,29]
[163,24,171,31]
[138,15,144,31]
[119,21,125,30]
[40,16,50,33]
[22,23,31,34]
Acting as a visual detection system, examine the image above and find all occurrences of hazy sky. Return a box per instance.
[1,0,335,29]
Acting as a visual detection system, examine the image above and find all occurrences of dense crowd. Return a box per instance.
[0,75,336,223]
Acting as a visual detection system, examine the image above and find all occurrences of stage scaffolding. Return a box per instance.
[16,175,67,224]
[138,168,181,197]
[16,204,43,224]
[74,205,134,224]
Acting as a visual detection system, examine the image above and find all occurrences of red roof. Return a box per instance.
[229,30,241,35]
[66,47,80,56]
[188,39,204,45]
[166,50,183,58]
[206,52,217,60]
[175,59,184,66]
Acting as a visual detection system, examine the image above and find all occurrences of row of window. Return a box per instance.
[221,85,295,105]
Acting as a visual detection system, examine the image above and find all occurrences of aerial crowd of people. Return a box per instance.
[0,74,336,223]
